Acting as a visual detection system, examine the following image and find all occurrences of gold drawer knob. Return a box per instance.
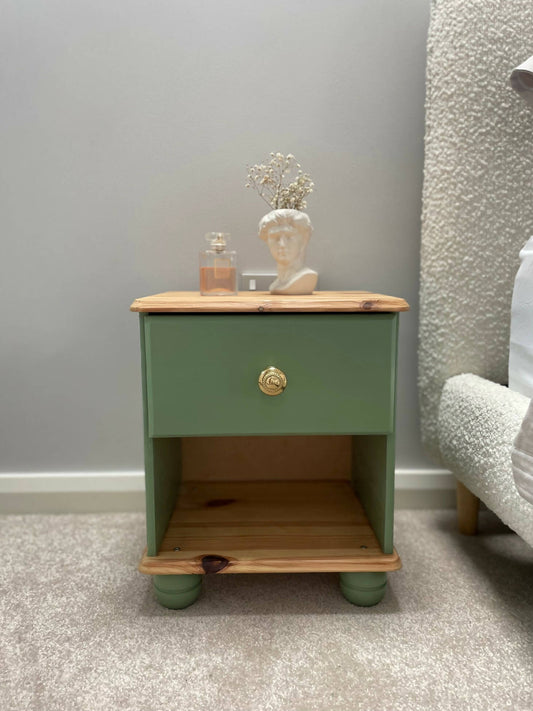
[258,367,287,396]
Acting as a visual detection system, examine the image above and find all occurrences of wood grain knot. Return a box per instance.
[362,301,374,310]
[201,555,230,574]
[206,498,236,508]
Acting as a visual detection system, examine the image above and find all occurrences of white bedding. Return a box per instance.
[512,399,533,505]
[509,236,533,400]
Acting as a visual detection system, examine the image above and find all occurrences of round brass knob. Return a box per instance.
[258,366,287,396]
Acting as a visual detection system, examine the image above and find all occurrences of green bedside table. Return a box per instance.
[131,291,409,608]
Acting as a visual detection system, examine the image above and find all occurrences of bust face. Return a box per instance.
[266,223,306,266]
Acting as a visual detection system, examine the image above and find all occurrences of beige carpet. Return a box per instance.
[1,509,532,711]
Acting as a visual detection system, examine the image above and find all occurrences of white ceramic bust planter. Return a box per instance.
[258,209,318,295]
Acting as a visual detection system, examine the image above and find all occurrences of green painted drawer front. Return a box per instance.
[144,313,398,437]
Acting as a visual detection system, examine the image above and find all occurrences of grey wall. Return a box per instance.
[0,0,433,472]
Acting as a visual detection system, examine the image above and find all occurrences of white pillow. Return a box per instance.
[509,235,533,398]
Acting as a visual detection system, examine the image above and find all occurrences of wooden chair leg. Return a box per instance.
[456,480,480,535]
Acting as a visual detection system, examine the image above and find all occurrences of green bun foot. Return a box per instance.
[339,572,387,607]
[153,574,202,609]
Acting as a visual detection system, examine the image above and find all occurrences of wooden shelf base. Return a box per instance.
[139,480,401,575]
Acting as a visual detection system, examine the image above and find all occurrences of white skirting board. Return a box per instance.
[0,470,456,514]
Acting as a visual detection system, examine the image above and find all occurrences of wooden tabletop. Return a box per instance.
[130,291,409,313]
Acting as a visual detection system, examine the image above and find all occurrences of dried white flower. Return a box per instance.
[245,152,314,211]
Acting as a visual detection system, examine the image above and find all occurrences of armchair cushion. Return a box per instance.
[438,373,533,546]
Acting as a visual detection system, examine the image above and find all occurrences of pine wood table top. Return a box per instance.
[130,290,410,313]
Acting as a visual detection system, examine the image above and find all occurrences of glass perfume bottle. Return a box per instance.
[199,233,238,295]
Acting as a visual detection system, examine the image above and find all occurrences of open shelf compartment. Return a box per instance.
[139,478,401,575]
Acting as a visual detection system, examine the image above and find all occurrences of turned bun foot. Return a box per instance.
[153,575,202,609]
[339,572,387,606]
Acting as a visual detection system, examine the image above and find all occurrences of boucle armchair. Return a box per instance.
[419,0,533,545]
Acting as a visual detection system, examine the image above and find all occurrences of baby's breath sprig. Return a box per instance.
[245,152,314,211]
